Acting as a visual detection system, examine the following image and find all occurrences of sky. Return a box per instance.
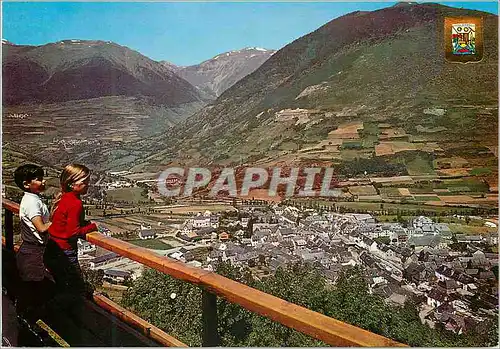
[2,1,498,66]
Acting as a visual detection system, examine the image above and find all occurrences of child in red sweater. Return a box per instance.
[44,164,97,296]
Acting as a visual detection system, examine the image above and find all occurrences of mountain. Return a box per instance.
[160,60,184,74]
[2,39,204,106]
[169,47,276,98]
[139,3,497,175]
[2,39,208,171]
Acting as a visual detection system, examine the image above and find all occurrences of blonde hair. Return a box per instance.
[51,163,91,218]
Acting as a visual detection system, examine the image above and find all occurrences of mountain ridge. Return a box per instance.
[164,47,276,98]
[2,39,204,106]
[133,3,497,175]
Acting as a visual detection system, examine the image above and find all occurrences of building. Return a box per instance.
[89,252,122,269]
[77,240,96,256]
[104,269,131,284]
[139,225,155,239]
[193,216,211,228]
[348,213,376,224]
[241,217,250,228]
[218,232,230,241]
[427,288,448,308]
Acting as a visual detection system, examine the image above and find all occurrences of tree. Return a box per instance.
[82,268,104,289]
[374,236,391,245]
[122,268,204,346]
[121,263,498,347]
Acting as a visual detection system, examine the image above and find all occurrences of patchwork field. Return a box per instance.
[398,188,411,196]
[157,204,237,214]
[349,185,378,196]
[128,239,173,250]
[106,187,147,203]
[327,122,364,139]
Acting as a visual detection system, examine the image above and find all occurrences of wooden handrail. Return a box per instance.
[3,199,17,250]
[3,198,20,214]
[1,199,185,347]
[85,232,406,347]
[93,293,187,347]
[2,198,407,347]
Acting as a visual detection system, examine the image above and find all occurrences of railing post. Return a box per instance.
[202,289,219,347]
[4,208,14,251]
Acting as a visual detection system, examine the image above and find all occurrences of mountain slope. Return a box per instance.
[2,40,204,105]
[171,47,275,98]
[142,3,497,171]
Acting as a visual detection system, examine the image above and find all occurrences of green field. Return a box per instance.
[341,140,363,150]
[379,187,402,198]
[447,223,497,235]
[330,201,478,214]
[414,196,441,202]
[409,187,433,194]
[362,122,380,135]
[405,154,435,175]
[106,187,148,204]
[361,135,379,148]
[128,239,173,250]
[435,178,489,192]
[469,167,493,176]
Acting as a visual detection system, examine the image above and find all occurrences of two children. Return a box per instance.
[14,163,97,321]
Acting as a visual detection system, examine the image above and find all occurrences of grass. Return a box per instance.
[436,178,489,192]
[448,186,471,192]
[349,185,378,196]
[409,188,434,194]
[469,167,493,176]
[361,135,378,148]
[106,187,147,204]
[379,187,402,197]
[437,217,489,226]
[332,201,477,214]
[362,122,380,135]
[447,223,497,235]
[341,140,363,150]
[405,154,435,175]
[340,149,371,161]
[96,284,127,303]
[414,196,441,202]
[128,239,173,250]
[279,141,298,151]
[164,204,237,214]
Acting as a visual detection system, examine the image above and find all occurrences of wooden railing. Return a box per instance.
[2,199,186,347]
[3,198,407,347]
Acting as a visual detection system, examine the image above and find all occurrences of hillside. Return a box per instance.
[170,47,276,98]
[2,39,204,106]
[133,3,497,184]
[2,39,209,170]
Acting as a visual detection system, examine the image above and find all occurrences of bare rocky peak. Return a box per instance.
[175,47,276,98]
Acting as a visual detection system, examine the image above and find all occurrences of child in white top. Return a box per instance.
[13,164,53,321]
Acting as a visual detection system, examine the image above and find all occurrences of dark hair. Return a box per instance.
[13,164,45,191]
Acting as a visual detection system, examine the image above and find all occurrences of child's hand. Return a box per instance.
[31,216,52,233]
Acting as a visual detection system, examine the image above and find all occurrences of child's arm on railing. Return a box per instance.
[67,201,97,239]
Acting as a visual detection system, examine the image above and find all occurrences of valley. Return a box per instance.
[2,3,499,346]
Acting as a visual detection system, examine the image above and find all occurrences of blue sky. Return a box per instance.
[2,2,497,66]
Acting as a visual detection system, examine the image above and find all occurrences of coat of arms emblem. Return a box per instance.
[451,23,476,55]
[444,17,483,63]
